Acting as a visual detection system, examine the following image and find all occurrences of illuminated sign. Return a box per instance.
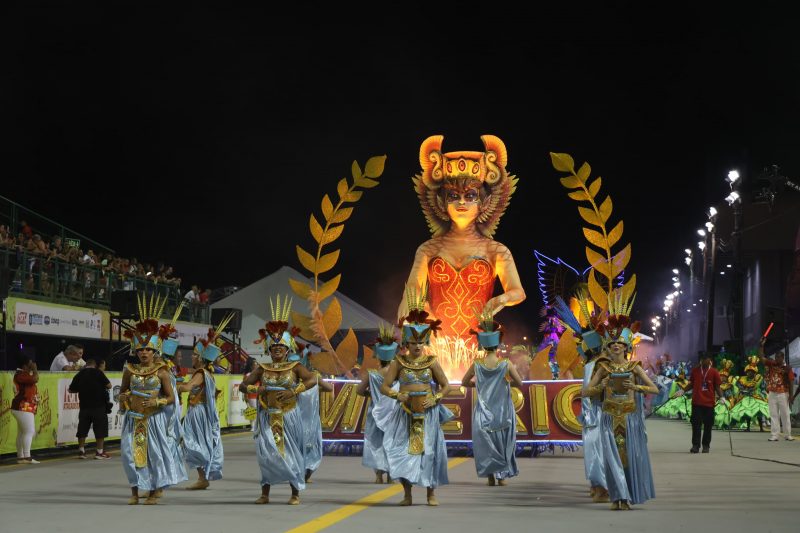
[322,379,583,442]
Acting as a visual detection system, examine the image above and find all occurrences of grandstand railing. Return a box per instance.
[0,247,209,324]
[0,194,115,256]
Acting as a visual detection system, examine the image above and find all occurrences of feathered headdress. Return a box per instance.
[123,292,169,353]
[373,322,399,362]
[469,305,504,350]
[254,294,298,353]
[593,291,640,347]
[158,301,185,358]
[195,310,236,362]
[414,135,517,238]
[552,295,602,357]
[400,284,441,345]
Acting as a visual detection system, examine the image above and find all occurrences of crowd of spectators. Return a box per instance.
[0,221,209,313]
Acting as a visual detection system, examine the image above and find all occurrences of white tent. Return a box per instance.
[210,266,390,357]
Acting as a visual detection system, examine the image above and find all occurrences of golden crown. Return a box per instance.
[441,152,489,181]
[420,135,507,187]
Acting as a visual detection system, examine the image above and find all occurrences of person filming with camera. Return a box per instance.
[68,357,113,459]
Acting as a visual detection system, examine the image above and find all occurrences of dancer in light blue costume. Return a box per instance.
[584,295,658,510]
[552,295,608,502]
[118,294,188,505]
[356,323,399,484]
[291,344,332,484]
[462,317,522,486]
[177,314,233,490]
[238,295,318,505]
[375,287,453,506]
[153,302,188,498]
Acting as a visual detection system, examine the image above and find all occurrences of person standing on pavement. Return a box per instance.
[69,357,113,459]
[11,356,40,464]
[759,338,796,442]
[681,355,724,453]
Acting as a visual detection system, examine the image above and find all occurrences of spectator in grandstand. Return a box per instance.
[69,357,113,459]
[64,246,81,296]
[50,344,86,371]
[25,234,38,255]
[11,356,40,464]
[184,285,199,302]
[198,288,210,304]
[183,284,199,320]
[82,249,97,265]
[20,220,33,239]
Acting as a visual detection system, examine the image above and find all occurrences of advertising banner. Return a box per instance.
[56,376,124,444]
[1,373,580,455]
[6,298,106,339]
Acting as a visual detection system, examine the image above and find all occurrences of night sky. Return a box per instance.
[3,5,799,341]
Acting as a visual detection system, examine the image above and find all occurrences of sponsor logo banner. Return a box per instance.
[11,300,104,339]
[56,377,124,444]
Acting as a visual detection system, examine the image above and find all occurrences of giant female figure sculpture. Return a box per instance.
[398,135,525,376]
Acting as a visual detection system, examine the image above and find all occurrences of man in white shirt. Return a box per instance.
[183,285,199,321]
[184,285,198,302]
[50,345,86,371]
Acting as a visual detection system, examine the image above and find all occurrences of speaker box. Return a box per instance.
[210,307,242,333]
[0,266,9,299]
[110,290,138,318]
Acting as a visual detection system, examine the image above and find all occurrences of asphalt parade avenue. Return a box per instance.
[1,419,797,533]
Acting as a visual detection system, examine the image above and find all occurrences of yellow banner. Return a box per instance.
[0,371,249,455]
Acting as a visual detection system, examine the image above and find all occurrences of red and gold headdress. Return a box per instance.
[593,291,640,348]
[123,292,169,352]
[254,294,299,353]
[414,135,517,238]
[400,284,441,345]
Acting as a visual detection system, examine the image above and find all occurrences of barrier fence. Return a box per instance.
[0,373,584,455]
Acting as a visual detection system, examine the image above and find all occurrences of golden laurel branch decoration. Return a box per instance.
[290,155,387,375]
[549,152,636,314]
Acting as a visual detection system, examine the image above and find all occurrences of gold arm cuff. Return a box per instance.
[293,383,307,396]
[584,385,602,396]
[156,398,169,407]
[386,389,399,400]
[246,385,259,393]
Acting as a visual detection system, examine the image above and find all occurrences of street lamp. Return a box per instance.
[697,229,706,237]
[727,173,744,360]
